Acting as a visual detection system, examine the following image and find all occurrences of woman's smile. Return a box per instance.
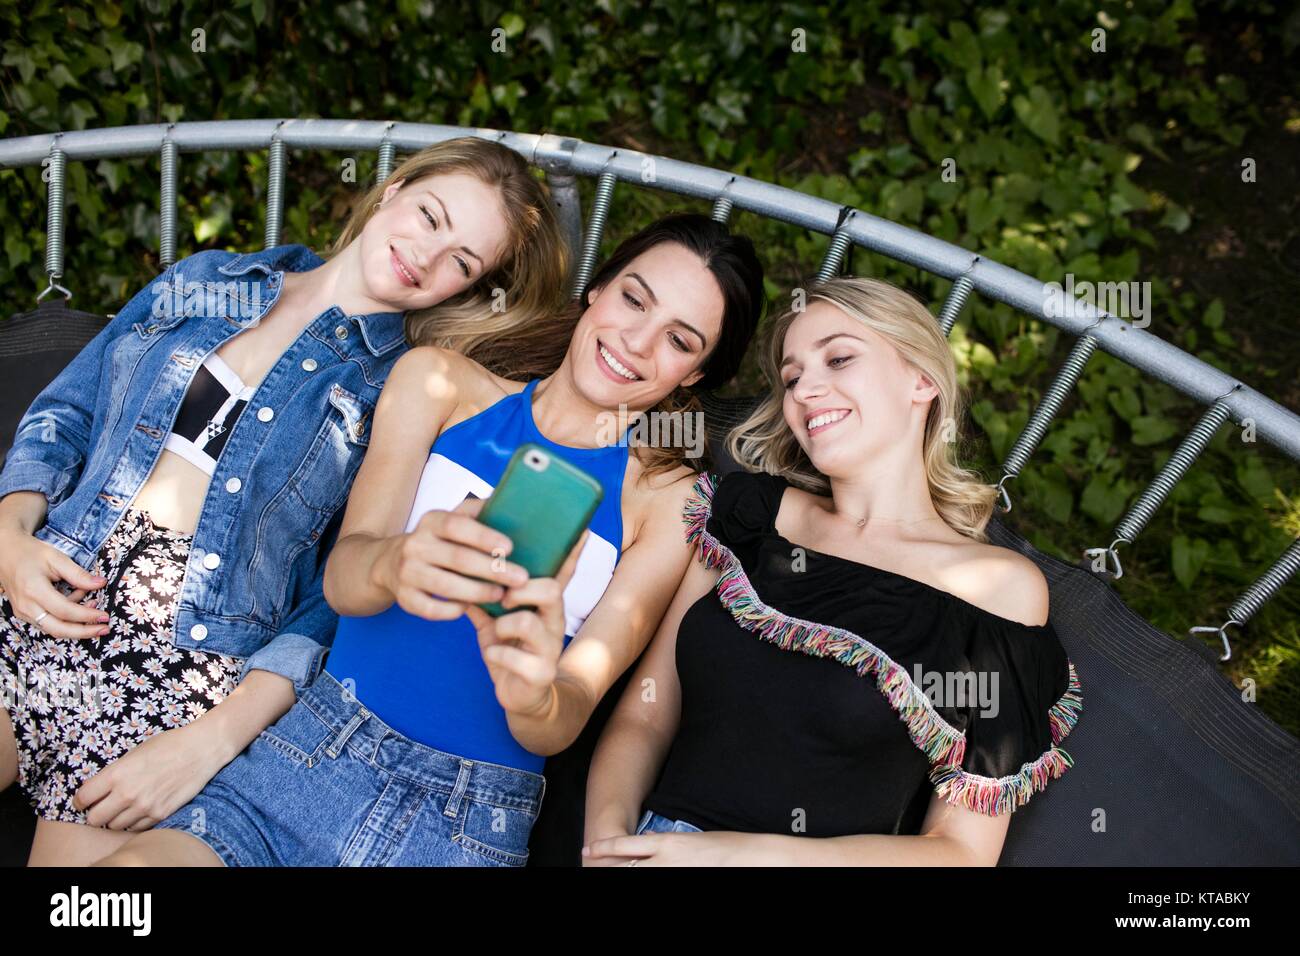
[389,244,421,288]
[595,338,643,383]
[806,407,851,437]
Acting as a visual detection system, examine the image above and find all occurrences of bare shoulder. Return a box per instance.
[386,344,481,395]
[382,345,506,426]
[949,539,1050,628]
[622,459,699,546]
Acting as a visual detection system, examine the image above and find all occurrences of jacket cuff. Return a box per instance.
[237,632,328,696]
[0,458,74,505]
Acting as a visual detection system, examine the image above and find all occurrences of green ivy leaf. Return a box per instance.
[966,65,1002,119]
[1159,203,1191,233]
[1081,474,1132,526]
[1203,299,1225,328]
[1196,505,1237,524]
[946,22,981,70]
[965,186,999,235]
[1130,415,1180,446]
[1171,534,1211,589]
[1011,86,1060,146]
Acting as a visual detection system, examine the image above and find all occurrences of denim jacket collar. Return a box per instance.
[217,244,406,357]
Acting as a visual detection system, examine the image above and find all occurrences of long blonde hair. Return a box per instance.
[327,137,572,379]
[727,276,998,540]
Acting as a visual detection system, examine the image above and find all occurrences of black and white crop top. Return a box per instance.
[163,353,255,476]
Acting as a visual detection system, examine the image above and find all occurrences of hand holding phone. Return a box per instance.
[386,498,530,622]
[473,444,604,617]
[464,526,589,716]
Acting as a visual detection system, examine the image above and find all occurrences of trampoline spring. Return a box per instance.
[43,145,66,282]
[160,137,178,269]
[815,230,853,282]
[1112,400,1233,545]
[376,140,396,184]
[570,169,616,299]
[1190,538,1299,661]
[1228,537,1300,626]
[998,335,1099,511]
[264,136,287,250]
[937,273,975,337]
[711,195,734,223]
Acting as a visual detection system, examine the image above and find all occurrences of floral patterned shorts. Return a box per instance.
[0,508,243,824]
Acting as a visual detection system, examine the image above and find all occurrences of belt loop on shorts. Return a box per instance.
[325,707,370,759]
[442,759,475,818]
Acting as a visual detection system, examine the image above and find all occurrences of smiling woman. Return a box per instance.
[0,136,570,867]
[583,276,1077,867]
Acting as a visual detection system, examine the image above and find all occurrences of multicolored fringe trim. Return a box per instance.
[1048,660,1084,745]
[682,472,968,767]
[681,471,1085,817]
[929,744,1076,817]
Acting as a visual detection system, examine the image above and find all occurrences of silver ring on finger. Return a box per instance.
[33,610,49,630]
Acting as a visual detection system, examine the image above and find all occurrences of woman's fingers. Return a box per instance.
[9,584,109,640]
[394,585,467,622]
[584,834,657,859]
[408,564,508,607]
[51,552,108,592]
[482,640,555,687]
[499,578,567,648]
[406,509,528,593]
[32,577,108,626]
[420,505,515,562]
[23,609,109,640]
[426,539,527,590]
[492,606,552,653]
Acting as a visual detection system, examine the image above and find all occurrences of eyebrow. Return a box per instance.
[780,332,866,368]
[626,272,709,349]
[426,188,485,270]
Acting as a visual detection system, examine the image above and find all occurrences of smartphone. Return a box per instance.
[475,443,604,617]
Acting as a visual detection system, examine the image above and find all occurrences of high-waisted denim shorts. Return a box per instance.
[635,809,703,835]
[154,669,545,866]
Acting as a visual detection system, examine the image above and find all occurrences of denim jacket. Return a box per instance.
[0,244,408,693]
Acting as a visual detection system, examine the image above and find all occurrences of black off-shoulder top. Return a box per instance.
[642,470,1082,837]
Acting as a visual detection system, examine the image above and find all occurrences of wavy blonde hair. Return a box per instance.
[727,276,999,541]
[326,137,572,379]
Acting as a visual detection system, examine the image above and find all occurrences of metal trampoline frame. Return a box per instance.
[1,118,1297,658]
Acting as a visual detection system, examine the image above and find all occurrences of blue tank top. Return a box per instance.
[324,379,631,772]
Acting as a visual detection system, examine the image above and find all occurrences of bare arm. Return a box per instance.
[323,346,465,616]
[582,551,719,850]
[193,668,297,763]
[322,346,532,622]
[661,794,1012,865]
[502,474,701,757]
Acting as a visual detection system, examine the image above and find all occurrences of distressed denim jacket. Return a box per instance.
[0,244,408,693]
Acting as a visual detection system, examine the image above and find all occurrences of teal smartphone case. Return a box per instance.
[475,443,604,617]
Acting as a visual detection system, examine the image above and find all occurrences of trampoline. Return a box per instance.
[1,120,1297,866]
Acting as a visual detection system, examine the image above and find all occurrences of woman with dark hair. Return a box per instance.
[94,212,767,867]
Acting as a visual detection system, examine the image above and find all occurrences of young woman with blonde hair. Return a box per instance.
[0,135,568,865]
[584,276,1082,866]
